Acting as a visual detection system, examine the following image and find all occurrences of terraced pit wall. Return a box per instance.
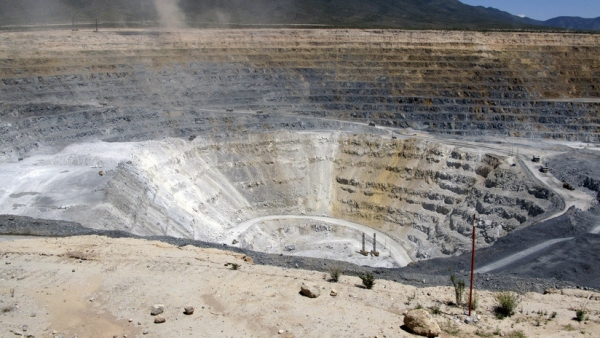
[1,29,600,161]
[1,131,562,260]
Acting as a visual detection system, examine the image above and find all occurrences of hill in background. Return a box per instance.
[0,0,571,30]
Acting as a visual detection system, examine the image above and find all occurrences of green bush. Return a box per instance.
[359,272,375,289]
[328,267,343,282]
[450,271,465,306]
[494,292,520,319]
[230,263,241,270]
[472,290,479,310]
[575,309,587,322]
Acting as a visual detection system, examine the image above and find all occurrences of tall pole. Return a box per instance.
[373,233,376,252]
[95,18,98,32]
[362,233,366,253]
[468,214,476,317]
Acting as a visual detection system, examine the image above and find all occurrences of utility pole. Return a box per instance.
[95,18,98,32]
[468,214,477,317]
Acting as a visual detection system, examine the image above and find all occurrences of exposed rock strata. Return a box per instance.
[1,29,600,161]
[0,131,561,261]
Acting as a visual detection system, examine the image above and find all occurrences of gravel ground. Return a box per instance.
[3,209,598,294]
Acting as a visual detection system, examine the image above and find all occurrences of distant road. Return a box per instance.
[225,215,413,267]
[474,237,573,274]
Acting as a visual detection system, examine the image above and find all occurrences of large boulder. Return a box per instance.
[403,309,441,337]
[300,282,321,298]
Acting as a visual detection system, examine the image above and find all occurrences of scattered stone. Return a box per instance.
[300,282,321,298]
[72,269,75,272]
[5,261,10,265]
[154,315,166,324]
[30,313,36,317]
[242,255,254,264]
[143,330,149,335]
[128,318,133,322]
[22,324,28,331]
[330,289,338,297]
[150,304,164,316]
[403,309,441,337]
[184,306,195,315]
[278,329,285,334]
[232,239,238,244]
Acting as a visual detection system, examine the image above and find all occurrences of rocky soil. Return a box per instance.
[1,235,599,338]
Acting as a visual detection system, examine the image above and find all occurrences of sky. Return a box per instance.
[459,0,600,21]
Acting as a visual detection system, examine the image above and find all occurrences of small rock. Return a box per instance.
[30,313,36,317]
[154,315,166,324]
[22,324,28,331]
[278,329,285,334]
[242,255,254,264]
[128,318,133,322]
[300,282,321,298]
[143,330,149,335]
[464,316,474,324]
[232,239,238,245]
[404,309,441,337]
[184,306,195,315]
[5,261,11,265]
[72,269,75,272]
[330,289,338,297]
[151,304,164,316]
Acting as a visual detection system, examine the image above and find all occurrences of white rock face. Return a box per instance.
[0,131,561,262]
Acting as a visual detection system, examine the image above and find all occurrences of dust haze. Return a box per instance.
[153,0,187,27]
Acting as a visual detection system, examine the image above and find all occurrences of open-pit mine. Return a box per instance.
[1,29,599,276]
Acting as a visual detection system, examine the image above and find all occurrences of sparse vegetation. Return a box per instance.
[494,292,520,319]
[564,324,575,331]
[575,309,587,322]
[440,320,461,336]
[359,272,375,289]
[230,263,241,270]
[475,329,494,337]
[328,266,342,282]
[472,290,479,310]
[429,305,441,315]
[549,311,557,319]
[2,305,16,313]
[415,303,423,310]
[449,269,465,306]
[506,331,527,338]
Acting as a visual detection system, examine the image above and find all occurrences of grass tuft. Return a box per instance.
[328,266,343,282]
[359,272,375,289]
[494,292,520,319]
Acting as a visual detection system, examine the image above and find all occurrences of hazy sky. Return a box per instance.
[459,0,600,21]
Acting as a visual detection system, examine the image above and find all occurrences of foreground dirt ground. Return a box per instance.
[1,236,598,337]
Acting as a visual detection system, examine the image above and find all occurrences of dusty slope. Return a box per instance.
[1,235,599,338]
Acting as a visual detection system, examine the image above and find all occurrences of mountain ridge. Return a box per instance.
[0,0,597,31]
